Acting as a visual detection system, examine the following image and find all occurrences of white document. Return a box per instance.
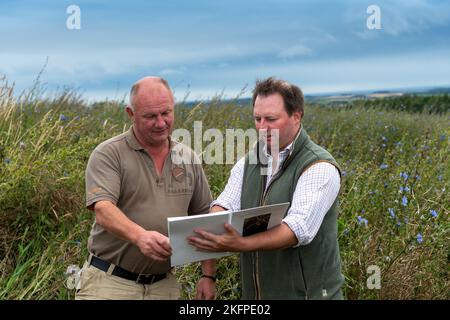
[168,202,290,267]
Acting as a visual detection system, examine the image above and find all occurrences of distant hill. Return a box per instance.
[180,86,450,107]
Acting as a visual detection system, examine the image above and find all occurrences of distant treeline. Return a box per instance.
[347,94,450,114]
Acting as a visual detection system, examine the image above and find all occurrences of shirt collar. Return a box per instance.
[125,126,144,151]
[262,126,302,157]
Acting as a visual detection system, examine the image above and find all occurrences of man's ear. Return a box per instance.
[292,111,302,125]
[125,106,134,120]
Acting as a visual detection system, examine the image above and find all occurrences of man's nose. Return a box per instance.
[155,115,166,128]
[259,119,269,129]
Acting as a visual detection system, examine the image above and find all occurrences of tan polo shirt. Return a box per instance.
[85,127,212,274]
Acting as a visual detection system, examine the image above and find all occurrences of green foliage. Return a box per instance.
[348,94,450,114]
[0,80,448,299]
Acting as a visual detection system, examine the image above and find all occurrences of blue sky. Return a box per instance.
[1,0,449,102]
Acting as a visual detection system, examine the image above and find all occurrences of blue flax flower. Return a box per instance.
[357,216,368,227]
[59,114,68,121]
[380,164,388,169]
[416,233,423,244]
[388,208,395,219]
[400,172,409,181]
[402,196,408,206]
[430,210,438,218]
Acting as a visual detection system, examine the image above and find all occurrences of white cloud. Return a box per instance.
[278,44,313,59]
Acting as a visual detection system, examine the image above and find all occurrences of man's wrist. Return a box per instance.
[201,274,217,282]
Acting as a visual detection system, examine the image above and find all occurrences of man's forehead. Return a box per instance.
[139,104,173,113]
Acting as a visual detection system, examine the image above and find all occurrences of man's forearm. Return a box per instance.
[238,222,298,252]
[201,259,216,277]
[94,200,145,245]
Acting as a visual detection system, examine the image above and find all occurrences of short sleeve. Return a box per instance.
[188,162,213,216]
[85,148,121,210]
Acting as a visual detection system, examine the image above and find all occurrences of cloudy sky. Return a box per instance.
[1,0,449,102]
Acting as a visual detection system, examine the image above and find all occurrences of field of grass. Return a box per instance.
[0,79,448,299]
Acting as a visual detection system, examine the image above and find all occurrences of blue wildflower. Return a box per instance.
[415,175,421,180]
[437,175,443,181]
[430,210,438,218]
[402,186,410,193]
[388,208,395,218]
[396,221,402,227]
[440,134,446,141]
[357,216,368,227]
[402,196,408,206]
[382,136,388,142]
[380,164,388,169]
[400,172,409,181]
[59,114,68,121]
[416,233,423,244]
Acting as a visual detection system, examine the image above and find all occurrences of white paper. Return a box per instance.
[168,210,232,266]
[168,202,290,266]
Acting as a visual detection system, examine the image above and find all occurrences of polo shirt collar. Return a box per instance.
[125,127,144,151]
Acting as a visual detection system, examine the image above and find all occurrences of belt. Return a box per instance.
[89,255,167,285]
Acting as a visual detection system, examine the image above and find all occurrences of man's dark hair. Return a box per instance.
[252,77,304,116]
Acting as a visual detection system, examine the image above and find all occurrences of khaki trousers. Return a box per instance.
[75,262,181,300]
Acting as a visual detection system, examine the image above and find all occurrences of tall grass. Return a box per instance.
[0,79,448,299]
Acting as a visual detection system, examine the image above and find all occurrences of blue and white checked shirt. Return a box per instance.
[211,134,341,247]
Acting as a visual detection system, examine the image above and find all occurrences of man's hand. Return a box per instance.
[195,277,216,300]
[135,230,172,261]
[187,223,244,252]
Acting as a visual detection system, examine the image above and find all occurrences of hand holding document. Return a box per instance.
[167,202,290,266]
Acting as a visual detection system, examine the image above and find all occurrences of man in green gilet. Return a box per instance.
[188,77,344,300]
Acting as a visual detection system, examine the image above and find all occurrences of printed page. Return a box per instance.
[168,211,233,266]
[230,202,290,236]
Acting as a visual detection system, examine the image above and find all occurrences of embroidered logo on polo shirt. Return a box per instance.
[172,166,185,182]
[89,187,103,195]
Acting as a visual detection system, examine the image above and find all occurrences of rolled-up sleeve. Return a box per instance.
[210,157,245,211]
[282,162,341,246]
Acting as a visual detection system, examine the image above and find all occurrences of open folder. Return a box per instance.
[167,202,290,267]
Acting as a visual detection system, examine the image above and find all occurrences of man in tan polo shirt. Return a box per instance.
[76,77,215,300]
